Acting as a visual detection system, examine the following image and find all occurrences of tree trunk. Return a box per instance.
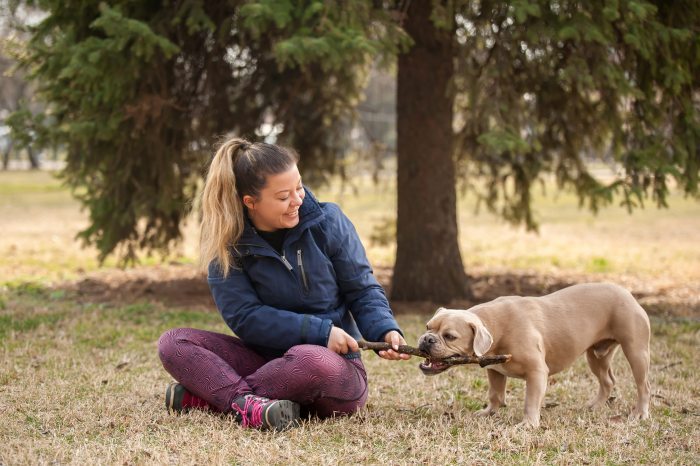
[391,1,469,302]
[2,140,12,170]
[26,147,40,169]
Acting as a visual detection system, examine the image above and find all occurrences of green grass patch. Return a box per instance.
[586,256,612,273]
[2,280,50,298]
[111,303,220,328]
[0,312,66,340]
[0,170,65,195]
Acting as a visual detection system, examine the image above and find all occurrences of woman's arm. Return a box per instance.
[321,204,404,344]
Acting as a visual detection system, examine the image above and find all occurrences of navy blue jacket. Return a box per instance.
[207,188,401,359]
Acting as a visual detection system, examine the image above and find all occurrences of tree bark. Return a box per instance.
[26,147,40,170]
[2,140,12,170]
[392,1,469,302]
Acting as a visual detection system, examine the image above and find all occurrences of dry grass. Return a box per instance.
[1,294,698,464]
[1,170,699,464]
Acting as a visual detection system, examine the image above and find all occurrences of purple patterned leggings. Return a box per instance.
[158,328,368,418]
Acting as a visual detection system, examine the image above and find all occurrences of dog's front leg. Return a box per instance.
[476,369,507,417]
[521,368,548,428]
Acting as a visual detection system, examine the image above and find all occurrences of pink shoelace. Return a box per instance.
[233,395,266,428]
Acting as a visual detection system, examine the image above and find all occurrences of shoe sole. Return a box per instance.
[165,383,185,413]
[264,399,301,431]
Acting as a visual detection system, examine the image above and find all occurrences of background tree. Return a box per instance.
[9,0,699,301]
[8,0,404,262]
[392,0,469,300]
[391,0,699,301]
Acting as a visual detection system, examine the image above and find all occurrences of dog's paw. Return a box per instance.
[628,408,650,421]
[587,397,605,410]
[516,418,540,429]
[475,407,496,417]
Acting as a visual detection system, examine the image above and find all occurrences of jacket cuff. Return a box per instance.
[322,321,334,347]
[302,315,334,347]
[380,328,404,340]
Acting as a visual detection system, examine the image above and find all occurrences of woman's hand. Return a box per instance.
[327,326,359,355]
[378,330,411,361]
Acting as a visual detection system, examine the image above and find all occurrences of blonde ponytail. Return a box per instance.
[199,138,249,276]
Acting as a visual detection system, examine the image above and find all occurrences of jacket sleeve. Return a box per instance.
[322,204,402,342]
[207,260,333,349]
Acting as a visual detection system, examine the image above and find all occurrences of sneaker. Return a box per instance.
[232,394,300,431]
[165,383,210,413]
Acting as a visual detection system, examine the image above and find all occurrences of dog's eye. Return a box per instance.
[444,334,457,341]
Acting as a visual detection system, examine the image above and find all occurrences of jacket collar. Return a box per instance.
[236,186,324,254]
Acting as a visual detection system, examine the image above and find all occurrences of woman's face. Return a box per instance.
[243,164,305,232]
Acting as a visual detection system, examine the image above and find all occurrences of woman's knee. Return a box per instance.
[157,328,193,362]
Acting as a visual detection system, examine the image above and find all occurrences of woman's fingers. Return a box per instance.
[347,335,359,353]
[328,326,361,354]
[389,331,401,350]
[378,331,411,360]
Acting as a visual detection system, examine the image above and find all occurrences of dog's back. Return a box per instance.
[472,282,650,375]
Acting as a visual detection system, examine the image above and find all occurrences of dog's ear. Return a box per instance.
[428,307,447,322]
[470,322,493,356]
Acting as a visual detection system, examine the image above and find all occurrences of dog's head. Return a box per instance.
[417,307,493,375]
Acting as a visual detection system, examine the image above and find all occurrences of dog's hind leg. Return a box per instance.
[621,341,651,420]
[475,369,507,417]
[586,341,619,409]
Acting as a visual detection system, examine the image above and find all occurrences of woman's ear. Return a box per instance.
[470,322,493,356]
[242,194,255,211]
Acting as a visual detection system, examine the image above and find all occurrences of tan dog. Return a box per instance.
[417,283,651,428]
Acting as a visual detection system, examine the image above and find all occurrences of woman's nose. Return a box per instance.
[291,190,304,206]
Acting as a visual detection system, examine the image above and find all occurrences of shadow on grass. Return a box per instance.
[31,264,699,320]
[54,264,215,310]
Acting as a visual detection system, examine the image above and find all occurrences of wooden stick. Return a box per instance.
[358,340,511,368]
[358,340,429,358]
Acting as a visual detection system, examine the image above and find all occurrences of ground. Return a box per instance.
[1,170,698,464]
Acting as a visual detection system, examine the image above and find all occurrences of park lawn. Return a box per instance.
[1,170,699,464]
[0,286,698,464]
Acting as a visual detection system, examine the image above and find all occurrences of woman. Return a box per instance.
[158,137,409,431]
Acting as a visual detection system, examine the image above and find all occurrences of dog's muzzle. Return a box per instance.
[419,358,451,376]
[418,333,437,354]
[418,333,452,376]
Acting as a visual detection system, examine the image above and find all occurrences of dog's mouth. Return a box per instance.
[419,356,457,376]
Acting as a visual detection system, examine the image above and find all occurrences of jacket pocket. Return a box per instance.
[297,249,310,294]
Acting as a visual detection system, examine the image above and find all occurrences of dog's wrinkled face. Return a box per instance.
[417,307,493,376]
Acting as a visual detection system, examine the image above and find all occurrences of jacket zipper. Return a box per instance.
[238,243,293,271]
[280,254,293,271]
[296,249,310,293]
